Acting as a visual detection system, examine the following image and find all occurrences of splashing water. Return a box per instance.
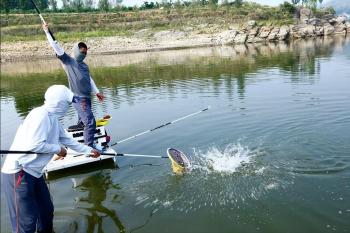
[192,143,256,174]
[122,142,295,217]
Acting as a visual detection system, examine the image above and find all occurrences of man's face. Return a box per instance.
[80,47,87,56]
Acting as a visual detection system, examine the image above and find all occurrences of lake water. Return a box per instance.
[1,37,350,233]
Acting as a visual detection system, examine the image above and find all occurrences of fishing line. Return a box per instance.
[111,106,210,146]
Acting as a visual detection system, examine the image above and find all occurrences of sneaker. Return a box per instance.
[92,143,105,153]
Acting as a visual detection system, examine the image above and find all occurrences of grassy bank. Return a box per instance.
[1,3,295,42]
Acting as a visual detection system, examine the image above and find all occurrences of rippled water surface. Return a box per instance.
[1,37,350,233]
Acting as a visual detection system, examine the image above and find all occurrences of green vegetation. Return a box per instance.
[0,0,336,43]
[1,1,298,43]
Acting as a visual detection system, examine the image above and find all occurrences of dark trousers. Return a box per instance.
[2,171,54,233]
[72,96,96,147]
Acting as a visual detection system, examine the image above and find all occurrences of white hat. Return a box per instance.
[45,85,74,103]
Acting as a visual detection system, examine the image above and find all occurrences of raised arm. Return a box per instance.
[42,23,64,56]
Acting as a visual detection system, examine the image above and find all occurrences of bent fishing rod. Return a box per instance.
[110,106,210,146]
[0,150,169,159]
[30,0,56,41]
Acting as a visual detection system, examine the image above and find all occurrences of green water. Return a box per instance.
[1,37,350,233]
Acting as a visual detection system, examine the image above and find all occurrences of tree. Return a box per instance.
[19,0,32,10]
[62,0,70,9]
[231,0,243,8]
[210,0,218,6]
[281,1,296,14]
[84,0,94,9]
[38,0,49,9]
[48,0,57,10]
[291,0,300,4]
[71,0,84,11]
[0,0,13,12]
[98,0,109,11]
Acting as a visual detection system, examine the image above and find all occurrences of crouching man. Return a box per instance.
[1,85,100,233]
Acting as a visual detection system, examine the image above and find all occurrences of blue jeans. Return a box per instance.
[2,171,54,233]
[72,96,96,147]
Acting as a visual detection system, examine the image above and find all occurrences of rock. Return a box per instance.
[278,26,290,40]
[247,20,257,27]
[246,35,255,43]
[234,33,248,44]
[346,22,350,33]
[324,24,335,35]
[248,27,260,36]
[335,16,347,24]
[259,26,272,38]
[315,26,324,36]
[215,30,238,44]
[268,27,280,40]
[328,18,337,25]
[300,8,311,21]
[253,36,264,43]
[289,25,304,38]
[302,25,316,37]
[323,14,334,21]
[334,23,346,34]
[308,18,321,26]
[246,27,260,43]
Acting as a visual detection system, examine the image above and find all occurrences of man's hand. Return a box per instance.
[96,93,104,102]
[54,147,67,161]
[42,22,49,32]
[90,149,101,158]
[57,147,67,157]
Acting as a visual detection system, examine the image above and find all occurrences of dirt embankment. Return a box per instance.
[1,11,349,63]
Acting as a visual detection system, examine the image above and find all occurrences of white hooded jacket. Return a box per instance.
[1,85,93,178]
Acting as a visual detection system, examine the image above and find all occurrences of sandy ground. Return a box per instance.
[0,31,216,63]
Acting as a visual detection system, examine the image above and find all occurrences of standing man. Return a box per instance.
[1,85,100,233]
[42,23,104,149]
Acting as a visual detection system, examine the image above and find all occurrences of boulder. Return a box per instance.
[323,14,334,21]
[248,27,260,36]
[246,27,260,43]
[289,25,304,38]
[278,26,290,40]
[246,35,255,43]
[241,20,257,32]
[268,27,280,40]
[215,30,238,44]
[315,26,324,36]
[328,17,337,25]
[247,20,257,27]
[308,18,321,26]
[334,23,347,34]
[253,37,264,43]
[234,33,248,44]
[302,25,316,37]
[346,22,350,33]
[335,16,347,24]
[300,8,311,21]
[259,26,272,38]
[324,24,335,35]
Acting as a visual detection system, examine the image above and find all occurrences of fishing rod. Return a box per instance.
[30,0,56,41]
[0,150,169,159]
[111,106,210,146]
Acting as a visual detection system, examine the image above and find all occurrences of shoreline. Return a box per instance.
[2,36,349,75]
[1,14,349,63]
